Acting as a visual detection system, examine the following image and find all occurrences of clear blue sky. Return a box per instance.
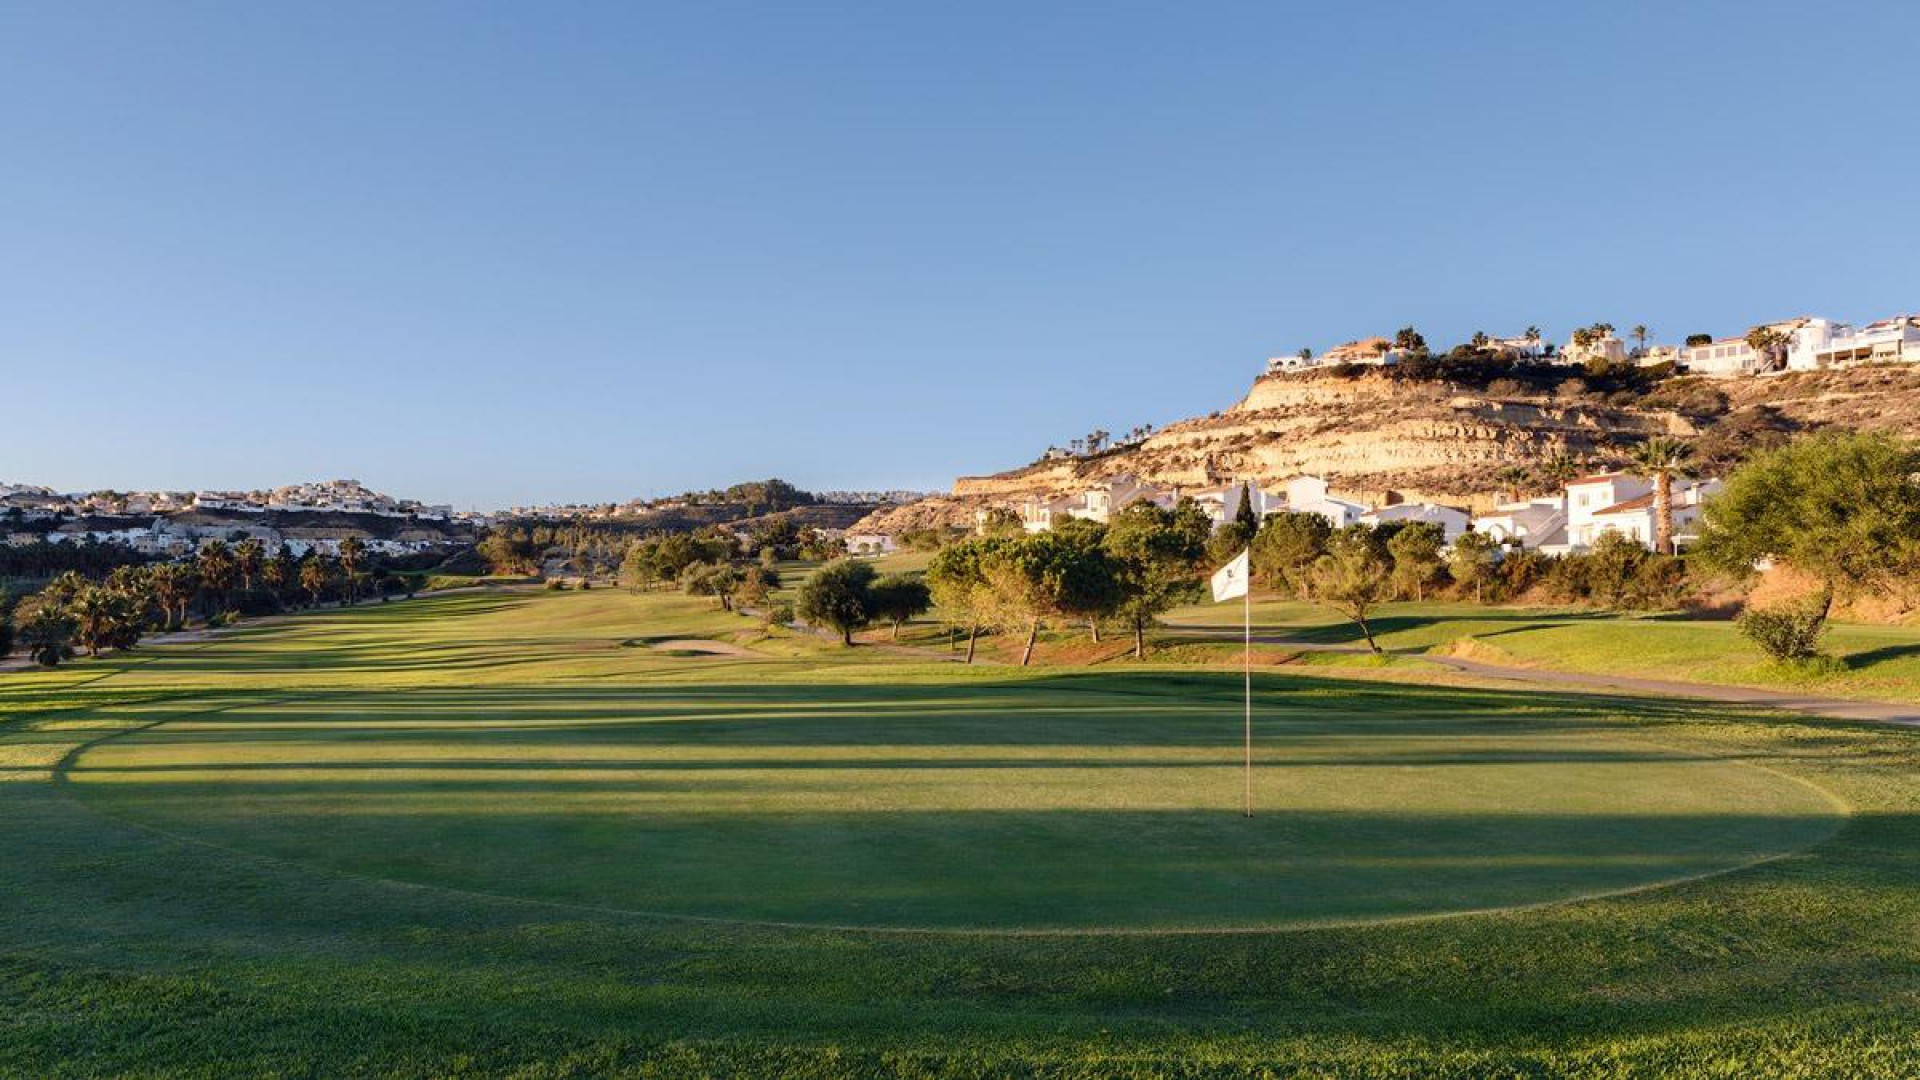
[4,2,1916,508]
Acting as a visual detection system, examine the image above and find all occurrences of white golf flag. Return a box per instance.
[1210,550,1249,602]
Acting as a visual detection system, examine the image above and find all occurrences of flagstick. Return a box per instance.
[1243,551,1253,819]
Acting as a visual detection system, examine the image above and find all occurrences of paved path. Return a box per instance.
[1166,626,1920,729]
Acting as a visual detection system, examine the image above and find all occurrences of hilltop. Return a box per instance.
[856,362,1920,532]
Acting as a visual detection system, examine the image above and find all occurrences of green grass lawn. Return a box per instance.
[1166,595,1920,704]
[3,589,1920,1074]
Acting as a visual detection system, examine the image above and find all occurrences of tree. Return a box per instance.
[1250,511,1332,599]
[1394,325,1428,355]
[299,555,333,607]
[20,606,76,667]
[976,507,1023,537]
[262,547,295,604]
[1628,436,1695,555]
[1233,483,1260,536]
[70,584,143,657]
[196,540,236,611]
[620,542,660,592]
[338,537,367,606]
[1103,500,1209,658]
[1048,519,1124,642]
[1387,522,1447,601]
[1685,333,1713,348]
[1630,324,1650,358]
[234,538,264,593]
[1309,526,1394,652]
[927,537,1010,663]
[0,590,17,659]
[1448,531,1499,603]
[680,562,743,610]
[1206,519,1253,570]
[974,531,1114,666]
[1493,465,1531,502]
[1537,452,1581,494]
[1696,431,1920,655]
[867,575,932,640]
[1745,325,1791,372]
[148,562,197,630]
[795,559,877,646]
[730,565,781,611]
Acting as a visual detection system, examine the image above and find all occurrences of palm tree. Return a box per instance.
[233,538,264,593]
[1492,465,1531,503]
[1629,437,1694,555]
[1537,452,1581,495]
[1745,326,1791,372]
[338,537,366,605]
[1631,324,1650,358]
[196,541,236,612]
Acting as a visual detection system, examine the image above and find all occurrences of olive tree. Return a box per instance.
[1696,431,1920,659]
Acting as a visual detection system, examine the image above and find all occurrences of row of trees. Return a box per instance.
[1,541,408,668]
[793,561,933,645]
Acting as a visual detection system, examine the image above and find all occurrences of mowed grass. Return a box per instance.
[1167,595,1920,703]
[2,589,1920,1074]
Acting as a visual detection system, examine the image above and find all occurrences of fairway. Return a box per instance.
[65,678,1841,932]
[40,592,1846,932]
[6,588,1920,1076]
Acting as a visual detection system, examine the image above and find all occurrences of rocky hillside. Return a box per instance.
[854,364,1920,532]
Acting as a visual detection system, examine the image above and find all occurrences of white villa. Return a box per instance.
[1361,501,1471,542]
[844,533,897,556]
[1561,331,1626,368]
[1471,498,1567,550]
[1273,475,1368,529]
[1682,313,1920,377]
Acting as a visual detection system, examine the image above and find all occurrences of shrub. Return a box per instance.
[1736,601,1829,662]
[578,579,593,591]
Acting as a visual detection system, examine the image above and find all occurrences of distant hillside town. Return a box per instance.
[0,479,478,559]
[1264,311,1920,379]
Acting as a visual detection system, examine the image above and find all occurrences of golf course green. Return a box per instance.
[4,587,1919,1075]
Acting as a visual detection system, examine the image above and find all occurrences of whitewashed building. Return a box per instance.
[1471,498,1568,551]
[1361,502,1471,542]
[1787,314,1920,370]
[1269,476,1368,530]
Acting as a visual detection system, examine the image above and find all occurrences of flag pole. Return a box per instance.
[1243,547,1253,819]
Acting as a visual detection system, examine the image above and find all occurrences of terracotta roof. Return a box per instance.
[1593,493,1656,516]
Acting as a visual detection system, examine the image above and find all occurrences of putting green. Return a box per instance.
[63,680,1845,931]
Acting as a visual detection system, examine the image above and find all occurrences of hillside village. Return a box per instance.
[847,470,1714,561]
[1266,310,1920,377]
[0,479,478,558]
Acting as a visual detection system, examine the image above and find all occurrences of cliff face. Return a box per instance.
[853,365,1920,534]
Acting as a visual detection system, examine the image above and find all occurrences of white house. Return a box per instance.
[1471,497,1567,551]
[1271,475,1368,529]
[1562,331,1626,368]
[844,533,897,556]
[1580,479,1721,551]
[1483,334,1545,361]
[1361,502,1471,542]
[1787,314,1920,370]
[1019,495,1077,533]
[1681,318,1808,377]
[1068,475,1159,524]
[1185,482,1276,528]
[1564,473,1654,548]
